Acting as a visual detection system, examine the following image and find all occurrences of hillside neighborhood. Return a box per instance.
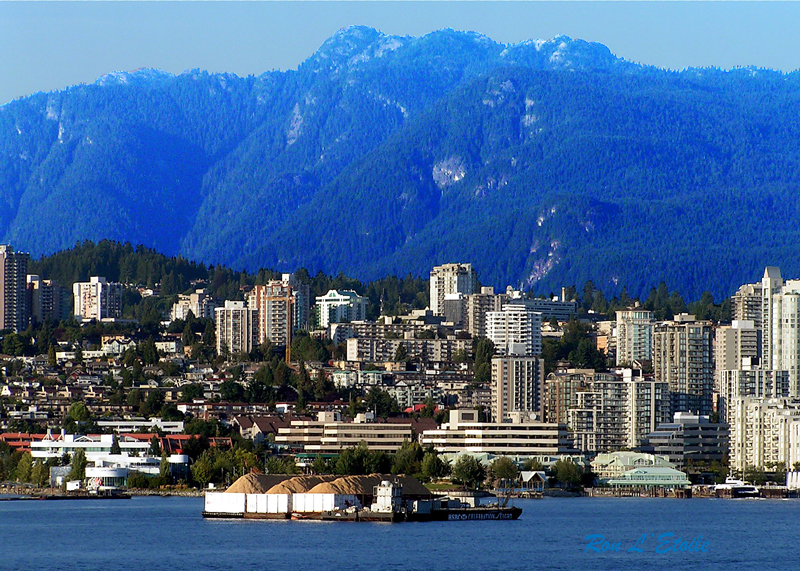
[0,245,797,493]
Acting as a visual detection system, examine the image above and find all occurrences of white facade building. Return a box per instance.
[729,397,800,472]
[486,304,542,357]
[717,359,789,424]
[315,289,367,329]
[73,276,124,321]
[760,267,800,396]
[170,288,218,322]
[420,409,577,457]
[215,301,258,356]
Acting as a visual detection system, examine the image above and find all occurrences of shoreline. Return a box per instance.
[0,485,204,498]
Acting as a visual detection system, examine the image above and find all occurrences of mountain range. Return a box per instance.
[3,26,800,300]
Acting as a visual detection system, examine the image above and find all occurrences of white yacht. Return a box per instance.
[714,477,760,498]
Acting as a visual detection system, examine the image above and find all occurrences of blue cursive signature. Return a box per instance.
[584,533,710,554]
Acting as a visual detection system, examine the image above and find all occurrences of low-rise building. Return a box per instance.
[642,412,729,471]
[345,337,469,363]
[420,409,577,457]
[607,466,691,489]
[96,418,184,434]
[591,451,675,484]
[275,412,436,455]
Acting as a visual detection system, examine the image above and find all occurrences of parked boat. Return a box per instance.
[714,477,761,498]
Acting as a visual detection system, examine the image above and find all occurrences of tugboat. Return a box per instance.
[320,480,522,522]
[320,480,406,522]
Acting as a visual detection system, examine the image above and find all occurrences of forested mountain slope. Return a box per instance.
[2,26,798,298]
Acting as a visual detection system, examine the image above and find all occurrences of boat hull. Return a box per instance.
[408,506,522,522]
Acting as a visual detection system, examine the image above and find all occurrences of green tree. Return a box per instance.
[149,436,162,456]
[14,452,33,482]
[182,322,195,347]
[553,459,582,488]
[191,450,215,486]
[141,390,165,417]
[473,337,495,384]
[522,458,544,472]
[364,387,399,417]
[311,455,332,475]
[31,460,50,488]
[180,383,205,402]
[489,456,519,487]
[110,435,122,455]
[127,388,143,408]
[67,402,91,423]
[219,380,245,402]
[452,455,485,490]
[421,452,449,480]
[69,449,88,481]
[160,454,172,481]
[392,440,424,476]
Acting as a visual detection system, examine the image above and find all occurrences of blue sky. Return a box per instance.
[3,2,800,105]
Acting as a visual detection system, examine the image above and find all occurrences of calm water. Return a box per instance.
[1,496,797,570]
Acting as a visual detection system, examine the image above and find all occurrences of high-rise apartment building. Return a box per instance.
[761,266,785,369]
[215,300,258,356]
[714,320,760,399]
[486,305,542,356]
[248,282,293,347]
[27,275,69,324]
[732,282,763,327]
[283,273,311,331]
[759,267,800,395]
[429,263,477,317]
[714,321,759,375]
[545,369,593,424]
[729,397,800,472]
[653,314,713,415]
[717,359,789,424]
[0,245,30,332]
[615,308,654,366]
[566,370,670,453]
[464,287,506,338]
[73,277,123,321]
[491,356,544,422]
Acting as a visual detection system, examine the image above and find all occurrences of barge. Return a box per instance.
[203,475,521,522]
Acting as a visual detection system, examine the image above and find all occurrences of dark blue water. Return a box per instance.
[0,496,796,570]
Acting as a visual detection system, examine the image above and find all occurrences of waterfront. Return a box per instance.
[1,496,799,570]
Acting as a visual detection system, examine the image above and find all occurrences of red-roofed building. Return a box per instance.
[0,433,46,453]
